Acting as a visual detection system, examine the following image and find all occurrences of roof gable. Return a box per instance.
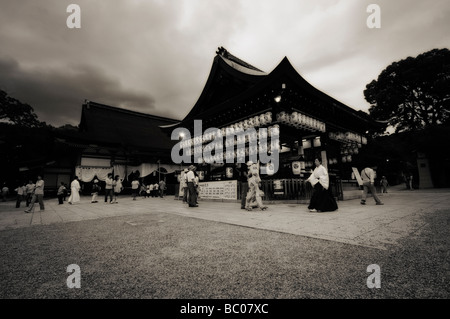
[181,48,267,122]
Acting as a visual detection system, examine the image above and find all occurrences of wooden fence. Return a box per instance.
[237,178,343,201]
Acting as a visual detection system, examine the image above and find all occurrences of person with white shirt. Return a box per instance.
[104,173,114,203]
[306,158,338,212]
[25,175,45,213]
[68,176,81,204]
[360,165,384,205]
[186,165,198,207]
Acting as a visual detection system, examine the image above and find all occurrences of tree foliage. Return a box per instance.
[0,90,43,128]
[364,48,450,133]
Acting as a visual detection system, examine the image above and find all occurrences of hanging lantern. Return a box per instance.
[302,139,311,149]
[259,114,266,125]
[292,161,301,175]
[266,163,275,176]
[226,167,233,179]
[313,137,321,148]
[253,116,260,127]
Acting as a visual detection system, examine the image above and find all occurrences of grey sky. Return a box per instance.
[0,0,449,127]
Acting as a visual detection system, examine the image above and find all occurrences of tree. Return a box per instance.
[364,48,450,133]
[0,90,43,128]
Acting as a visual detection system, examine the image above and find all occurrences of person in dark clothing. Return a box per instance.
[306,158,338,212]
[238,163,249,209]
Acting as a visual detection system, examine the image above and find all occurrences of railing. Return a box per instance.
[237,178,343,202]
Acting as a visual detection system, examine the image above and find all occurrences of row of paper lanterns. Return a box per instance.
[277,111,326,132]
[329,132,367,145]
[188,142,281,163]
[180,123,280,149]
[200,112,274,144]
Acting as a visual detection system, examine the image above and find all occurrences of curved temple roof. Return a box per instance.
[169,47,376,134]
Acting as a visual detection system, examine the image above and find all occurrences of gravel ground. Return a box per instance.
[0,208,449,300]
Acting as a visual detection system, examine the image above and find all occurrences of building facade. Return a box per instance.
[166,47,378,201]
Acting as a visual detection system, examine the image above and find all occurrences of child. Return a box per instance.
[91,179,100,203]
[112,176,123,203]
[131,178,140,200]
[380,176,389,194]
[15,182,26,208]
[57,182,66,205]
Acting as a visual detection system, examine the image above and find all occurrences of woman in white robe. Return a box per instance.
[68,176,81,204]
[306,158,338,212]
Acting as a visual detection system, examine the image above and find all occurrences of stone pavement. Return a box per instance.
[1,186,449,250]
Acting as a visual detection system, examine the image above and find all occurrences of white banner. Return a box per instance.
[198,180,237,200]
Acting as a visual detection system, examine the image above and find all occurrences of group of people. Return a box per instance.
[68,173,167,204]
[181,165,200,207]
[12,176,46,213]
[131,178,166,200]
[237,157,386,213]
[306,158,385,211]
[5,159,387,214]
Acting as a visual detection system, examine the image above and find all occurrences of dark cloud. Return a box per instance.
[0,0,448,126]
[0,56,156,126]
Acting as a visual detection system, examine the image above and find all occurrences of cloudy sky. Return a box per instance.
[1,0,449,127]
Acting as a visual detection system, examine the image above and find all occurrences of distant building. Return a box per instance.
[53,101,184,194]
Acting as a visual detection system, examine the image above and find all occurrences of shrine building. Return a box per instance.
[165,47,378,201]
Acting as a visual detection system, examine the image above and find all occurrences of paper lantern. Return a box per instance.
[302,139,311,149]
[226,167,233,178]
[259,113,266,125]
[292,161,301,175]
[253,116,260,127]
[313,137,321,148]
[266,163,275,176]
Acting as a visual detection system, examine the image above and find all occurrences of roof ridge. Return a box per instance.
[216,46,264,72]
[83,100,178,123]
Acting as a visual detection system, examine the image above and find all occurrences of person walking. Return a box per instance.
[159,179,166,198]
[25,175,45,213]
[360,165,384,205]
[245,172,267,211]
[194,172,200,204]
[68,176,81,204]
[57,182,66,205]
[306,158,338,212]
[112,175,123,203]
[131,178,140,200]
[15,182,26,208]
[91,179,100,203]
[147,183,154,198]
[153,182,159,198]
[186,165,198,207]
[25,180,35,206]
[238,162,249,210]
[180,168,188,203]
[104,173,114,203]
[1,182,9,202]
[380,176,389,194]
